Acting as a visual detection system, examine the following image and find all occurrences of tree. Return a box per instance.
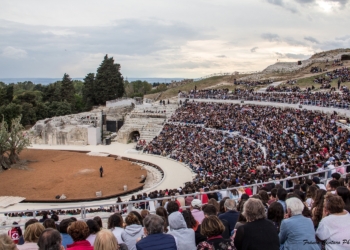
[82,73,95,110]
[20,102,37,126]
[0,103,22,126]
[48,101,72,117]
[73,80,84,96]
[43,81,61,102]
[7,116,31,164]
[0,117,10,169]
[94,55,124,105]
[6,85,14,103]
[60,73,75,104]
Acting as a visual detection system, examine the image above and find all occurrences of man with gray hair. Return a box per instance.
[218,199,239,235]
[37,228,64,250]
[136,214,177,250]
[279,198,318,250]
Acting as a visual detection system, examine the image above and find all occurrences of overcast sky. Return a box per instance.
[1,0,349,78]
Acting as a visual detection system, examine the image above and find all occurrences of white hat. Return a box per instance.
[191,199,202,208]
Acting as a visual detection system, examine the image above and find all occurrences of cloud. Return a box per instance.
[266,0,298,13]
[216,55,226,58]
[261,33,280,42]
[262,33,305,46]
[304,36,320,44]
[275,52,284,57]
[285,53,309,59]
[251,47,258,53]
[326,0,349,7]
[1,46,27,58]
[335,35,350,41]
[284,37,306,46]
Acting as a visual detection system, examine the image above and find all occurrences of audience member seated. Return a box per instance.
[234,198,279,250]
[43,219,58,230]
[190,199,205,224]
[279,198,319,250]
[136,214,177,250]
[94,229,128,250]
[37,228,63,250]
[316,194,350,250]
[181,210,207,245]
[17,222,45,250]
[168,211,196,250]
[108,214,125,245]
[336,186,350,212]
[67,221,93,250]
[218,199,239,236]
[267,201,284,233]
[59,219,74,249]
[86,219,100,246]
[197,215,236,250]
[202,204,230,239]
[121,213,144,250]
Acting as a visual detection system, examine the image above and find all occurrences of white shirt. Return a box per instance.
[317,183,327,190]
[86,234,96,246]
[328,164,336,174]
[316,212,350,250]
[111,227,125,244]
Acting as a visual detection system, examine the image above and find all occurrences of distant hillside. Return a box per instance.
[144,48,350,100]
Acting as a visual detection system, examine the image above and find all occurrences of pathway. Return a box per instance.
[257,81,283,93]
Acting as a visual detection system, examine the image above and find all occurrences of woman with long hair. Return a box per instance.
[156,206,169,233]
[181,210,206,246]
[267,202,284,233]
[107,213,125,244]
[306,185,318,209]
[311,189,327,229]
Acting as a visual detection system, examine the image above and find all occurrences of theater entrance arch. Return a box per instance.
[129,131,140,143]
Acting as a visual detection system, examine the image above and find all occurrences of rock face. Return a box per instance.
[30,112,102,145]
[30,105,134,146]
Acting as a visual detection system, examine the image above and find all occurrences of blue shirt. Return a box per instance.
[61,233,73,249]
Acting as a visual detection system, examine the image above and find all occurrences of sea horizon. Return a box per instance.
[0,77,187,85]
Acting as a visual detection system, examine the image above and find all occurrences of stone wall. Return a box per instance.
[30,105,134,146]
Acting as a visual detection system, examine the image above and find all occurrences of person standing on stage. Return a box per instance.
[100,166,103,178]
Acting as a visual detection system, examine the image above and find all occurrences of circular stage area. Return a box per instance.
[0,149,147,202]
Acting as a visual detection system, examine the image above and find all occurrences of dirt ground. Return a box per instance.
[0,149,147,201]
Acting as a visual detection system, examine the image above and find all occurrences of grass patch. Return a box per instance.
[144,75,230,100]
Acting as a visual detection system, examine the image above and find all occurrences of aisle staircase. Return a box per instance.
[116,103,178,143]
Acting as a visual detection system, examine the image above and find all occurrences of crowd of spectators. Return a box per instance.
[181,87,350,108]
[314,67,350,87]
[266,85,301,92]
[145,103,350,188]
[2,181,350,250]
[285,80,297,85]
[233,79,273,88]
[310,66,325,73]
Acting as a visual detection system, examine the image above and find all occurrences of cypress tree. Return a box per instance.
[82,73,95,110]
[60,73,75,104]
[94,55,124,105]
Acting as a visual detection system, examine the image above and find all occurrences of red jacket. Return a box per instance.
[67,240,94,250]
